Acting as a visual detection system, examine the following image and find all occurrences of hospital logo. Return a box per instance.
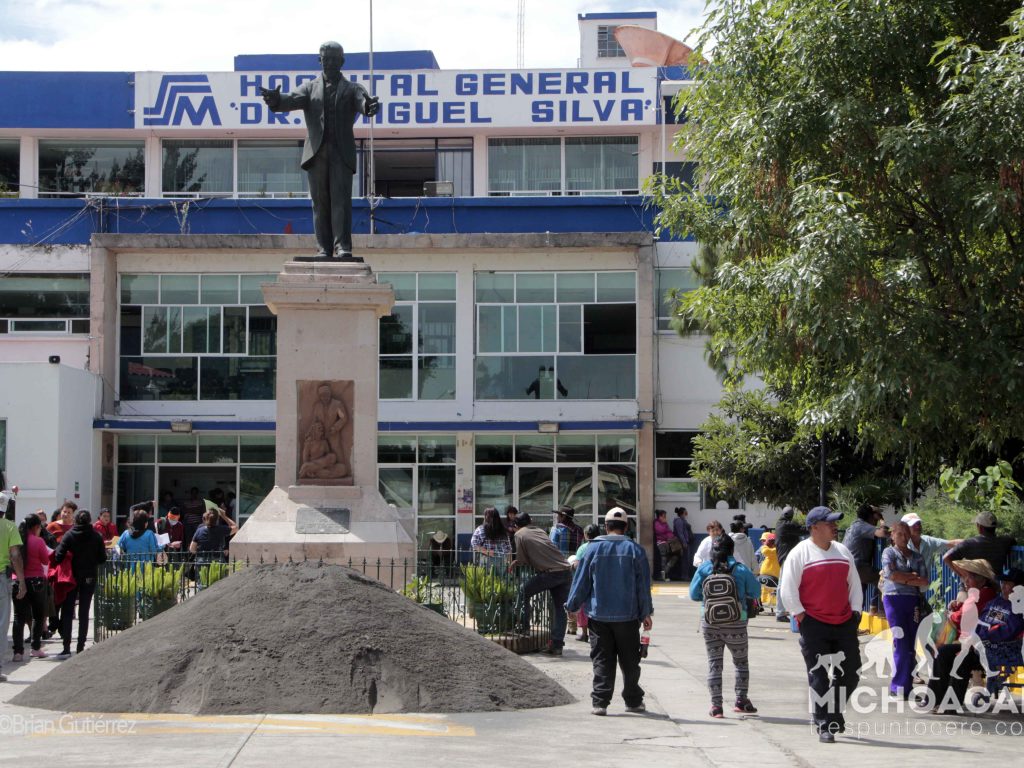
[143,75,221,127]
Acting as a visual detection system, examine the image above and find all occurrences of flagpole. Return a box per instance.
[368,0,376,236]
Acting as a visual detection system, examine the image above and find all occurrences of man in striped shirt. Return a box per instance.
[779,506,863,743]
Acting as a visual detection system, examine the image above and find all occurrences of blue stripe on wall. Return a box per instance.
[0,73,133,129]
[93,419,640,432]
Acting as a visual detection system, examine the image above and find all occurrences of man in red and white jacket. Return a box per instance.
[778,506,863,743]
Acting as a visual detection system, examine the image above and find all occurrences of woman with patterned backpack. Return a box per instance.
[689,534,761,718]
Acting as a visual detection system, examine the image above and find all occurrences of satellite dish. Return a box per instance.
[613,25,692,67]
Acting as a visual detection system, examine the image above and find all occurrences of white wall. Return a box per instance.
[0,362,101,514]
[578,15,657,69]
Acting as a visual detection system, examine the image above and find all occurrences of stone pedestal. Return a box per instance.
[231,260,415,569]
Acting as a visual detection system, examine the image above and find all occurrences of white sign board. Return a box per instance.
[134,69,658,130]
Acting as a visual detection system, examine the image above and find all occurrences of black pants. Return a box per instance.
[520,569,571,648]
[588,618,644,708]
[798,614,861,732]
[59,576,97,653]
[307,141,355,256]
[928,644,982,711]
[12,577,48,653]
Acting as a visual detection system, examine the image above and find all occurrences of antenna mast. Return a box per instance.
[516,0,525,68]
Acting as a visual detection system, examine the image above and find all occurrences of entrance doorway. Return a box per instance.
[157,466,237,515]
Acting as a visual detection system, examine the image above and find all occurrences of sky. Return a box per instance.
[0,0,706,72]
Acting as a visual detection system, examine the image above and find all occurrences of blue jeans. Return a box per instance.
[521,569,572,648]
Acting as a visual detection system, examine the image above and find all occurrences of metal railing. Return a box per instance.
[93,549,553,653]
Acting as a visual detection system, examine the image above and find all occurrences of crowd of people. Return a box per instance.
[0,487,239,681]
[4,486,1023,741]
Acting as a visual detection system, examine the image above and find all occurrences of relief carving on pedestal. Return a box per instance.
[296,380,354,485]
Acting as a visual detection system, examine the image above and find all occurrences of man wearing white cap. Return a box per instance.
[901,512,957,569]
[566,506,653,716]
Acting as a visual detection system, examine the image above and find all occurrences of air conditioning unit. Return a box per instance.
[424,181,454,197]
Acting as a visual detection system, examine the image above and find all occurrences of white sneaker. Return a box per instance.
[591,706,607,716]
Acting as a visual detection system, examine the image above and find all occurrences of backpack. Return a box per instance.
[702,566,742,625]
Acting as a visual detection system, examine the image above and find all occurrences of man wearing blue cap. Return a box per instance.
[778,506,863,743]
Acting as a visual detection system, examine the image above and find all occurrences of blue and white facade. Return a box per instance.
[0,12,761,549]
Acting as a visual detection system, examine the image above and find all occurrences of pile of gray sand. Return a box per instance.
[14,562,574,715]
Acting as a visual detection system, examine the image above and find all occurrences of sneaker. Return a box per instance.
[30,649,47,659]
[625,703,647,714]
[12,653,23,662]
[539,645,563,656]
[819,730,836,744]
[576,633,589,642]
[591,706,607,716]
[56,649,72,660]
[709,705,724,718]
[734,697,758,713]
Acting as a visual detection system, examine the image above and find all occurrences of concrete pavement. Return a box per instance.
[2,584,1022,767]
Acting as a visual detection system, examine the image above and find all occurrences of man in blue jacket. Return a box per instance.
[566,507,654,716]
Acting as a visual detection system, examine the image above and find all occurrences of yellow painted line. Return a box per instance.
[47,712,475,739]
[652,585,690,595]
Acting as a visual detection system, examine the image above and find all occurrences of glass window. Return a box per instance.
[38,140,144,197]
[597,25,626,58]
[239,466,275,524]
[201,275,239,305]
[0,273,89,319]
[379,467,414,508]
[419,466,455,516]
[198,435,238,464]
[378,436,417,464]
[417,273,456,301]
[380,358,413,399]
[475,465,513,515]
[475,435,513,463]
[655,431,697,479]
[516,273,554,303]
[657,268,699,331]
[240,435,275,463]
[516,435,554,463]
[565,137,638,193]
[117,434,155,464]
[418,436,456,463]
[162,139,232,195]
[240,274,275,304]
[222,306,247,354]
[120,357,197,400]
[121,274,158,305]
[158,435,197,463]
[200,356,275,400]
[556,273,594,303]
[557,355,635,398]
[596,272,635,302]
[377,273,417,301]
[598,464,636,516]
[237,140,307,197]
[556,435,596,462]
[583,304,635,354]
[418,304,455,354]
[247,306,276,356]
[476,356,554,400]
[0,139,19,196]
[160,274,199,305]
[117,466,154,525]
[598,435,636,462]
[475,273,515,303]
[419,357,455,400]
[488,138,560,194]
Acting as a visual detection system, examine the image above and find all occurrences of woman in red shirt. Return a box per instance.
[46,503,75,543]
[11,514,52,660]
[93,508,118,543]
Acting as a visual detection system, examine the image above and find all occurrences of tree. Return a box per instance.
[652,0,1024,474]
[692,389,907,511]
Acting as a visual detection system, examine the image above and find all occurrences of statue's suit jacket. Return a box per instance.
[274,75,370,173]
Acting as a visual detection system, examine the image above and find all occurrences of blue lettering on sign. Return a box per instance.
[392,74,412,96]
[143,74,222,126]
[456,73,476,96]
[530,99,646,123]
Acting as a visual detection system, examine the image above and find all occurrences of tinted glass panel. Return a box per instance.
[38,140,144,196]
[200,356,275,400]
[475,356,553,400]
[240,435,276,463]
[121,274,158,305]
[117,434,155,464]
[556,355,634,399]
[0,273,89,318]
[120,356,197,400]
[419,356,455,400]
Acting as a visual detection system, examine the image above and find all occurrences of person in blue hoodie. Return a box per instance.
[566,507,653,717]
[690,534,761,718]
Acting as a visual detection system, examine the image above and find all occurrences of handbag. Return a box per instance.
[668,537,683,555]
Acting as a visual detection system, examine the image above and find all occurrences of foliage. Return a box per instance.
[691,389,908,510]
[939,459,1022,514]
[139,562,183,601]
[101,567,135,599]
[909,484,1024,542]
[400,576,443,605]
[651,0,1024,471]
[828,475,908,519]
[460,564,517,606]
[199,560,241,588]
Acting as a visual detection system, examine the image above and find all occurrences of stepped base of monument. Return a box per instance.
[231,486,415,582]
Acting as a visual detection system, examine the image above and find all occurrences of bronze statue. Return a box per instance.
[261,41,380,262]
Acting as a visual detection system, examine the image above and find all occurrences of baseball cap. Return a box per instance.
[605,507,628,524]
[999,567,1024,586]
[901,512,922,527]
[974,511,998,528]
[806,506,842,526]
